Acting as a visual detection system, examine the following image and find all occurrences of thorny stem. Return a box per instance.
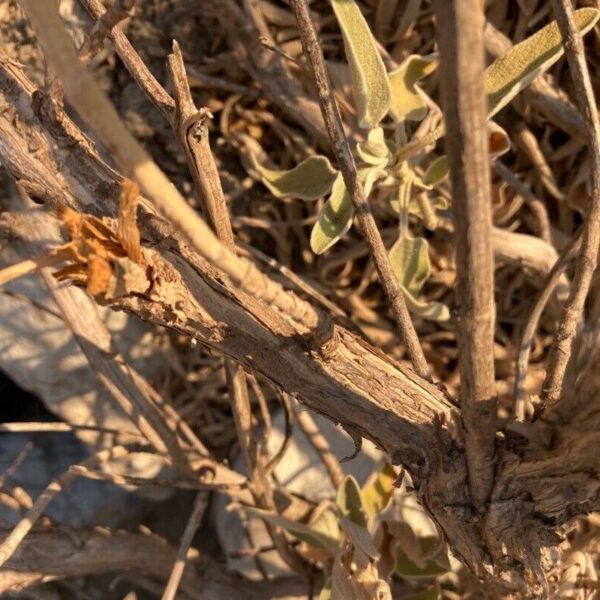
[433,0,497,509]
[541,0,600,414]
[288,0,431,380]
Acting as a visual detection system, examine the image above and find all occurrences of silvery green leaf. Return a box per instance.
[244,506,340,551]
[388,54,437,122]
[361,463,396,517]
[485,8,599,118]
[332,0,392,128]
[422,156,449,187]
[311,168,386,254]
[389,237,450,322]
[357,127,393,166]
[403,292,450,322]
[339,516,379,560]
[249,153,338,200]
[389,236,430,297]
[488,121,511,159]
[407,195,448,218]
[337,475,367,528]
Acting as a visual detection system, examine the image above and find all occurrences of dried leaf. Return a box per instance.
[488,121,511,159]
[388,54,437,122]
[362,463,396,517]
[250,153,338,200]
[311,168,386,254]
[337,475,368,528]
[244,506,339,551]
[87,254,113,296]
[117,179,142,264]
[332,0,392,128]
[485,8,600,117]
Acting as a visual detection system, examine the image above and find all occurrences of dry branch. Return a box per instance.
[541,0,600,414]
[433,0,497,509]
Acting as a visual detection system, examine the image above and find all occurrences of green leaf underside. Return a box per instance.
[337,475,368,528]
[395,536,450,578]
[485,7,600,117]
[422,156,449,187]
[389,237,430,297]
[332,0,391,128]
[250,154,338,200]
[245,507,339,550]
[389,237,450,322]
[362,463,396,517]
[357,127,393,166]
[388,54,437,122]
[311,168,386,254]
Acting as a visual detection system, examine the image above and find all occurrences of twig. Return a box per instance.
[541,0,600,413]
[493,161,552,244]
[0,442,33,490]
[433,0,497,508]
[0,421,144,441]
[79,0,135,62]
[292,400,344,489]
[161,492,209,600]
[514,231,582,421]
[0,445,130,567]
[288,0,431,380]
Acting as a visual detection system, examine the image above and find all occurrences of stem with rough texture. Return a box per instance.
[433,0,497,509]
[541,0,600,414]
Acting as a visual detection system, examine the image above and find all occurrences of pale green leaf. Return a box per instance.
[388,54,437,122]
[403,291,450,323]
[389,236,430,297]
[485,8,600,117]
[337,475,367,528]
[356,127,393,166]
[389,237,450,322]
[310,508,342,545]
[422,156,449,187]
[249,153,338,200]
[245,507,339,550]
[395,536,450,578]
[311,168,386,254]
[339,516,379,559]
[361,463,396,517]
[332,0,392,128]
[407,195,448,219]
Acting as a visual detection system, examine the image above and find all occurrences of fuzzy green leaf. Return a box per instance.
[245,507,339,550]
[485,8,600,117]
[332,0,392,128]
[388,54,437,122]
[361,463,396,517]
[422,156,449,187]
[395,536,451,579]
[389,236,430,297]
[311,168,386,254]
[356,127,393,166]
[250,153,338,200]
[389,237,450,322]
[337,475,368,528]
